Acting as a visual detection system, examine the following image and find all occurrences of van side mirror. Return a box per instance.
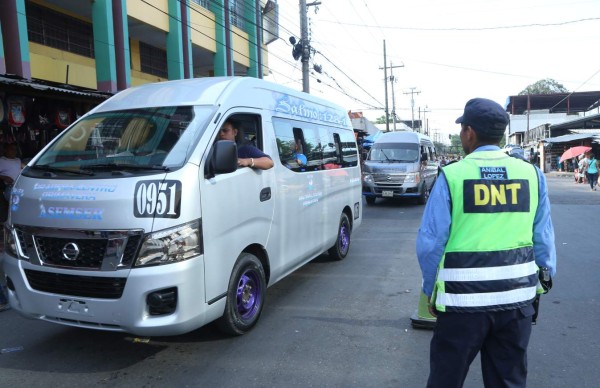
[205,140,237,178]
[421,152,428,161]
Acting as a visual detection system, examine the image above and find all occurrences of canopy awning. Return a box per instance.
[0,74,112,102]
[543,133,598,143]
[549,112,600,131]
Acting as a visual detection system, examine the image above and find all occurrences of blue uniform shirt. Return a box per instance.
[238,144,271,159]
[416,145,557,297]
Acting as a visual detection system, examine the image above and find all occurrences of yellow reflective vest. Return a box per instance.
[432,150,539,313]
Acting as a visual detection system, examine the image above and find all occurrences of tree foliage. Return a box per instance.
[375,115,389,124]
[518,78,569,95]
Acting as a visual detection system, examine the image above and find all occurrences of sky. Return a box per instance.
[263,0,600,143]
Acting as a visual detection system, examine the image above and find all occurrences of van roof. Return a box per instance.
[90,77,351,128]
[374,131,433,144]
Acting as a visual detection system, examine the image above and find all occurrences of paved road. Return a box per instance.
[0,173,598,387]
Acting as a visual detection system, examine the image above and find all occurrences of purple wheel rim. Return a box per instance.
[236,269,262,320]
[339,223,350,254]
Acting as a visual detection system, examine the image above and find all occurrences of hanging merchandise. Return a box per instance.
[7,95,26,128]
[0,94,6,124]
[55,106,72,129]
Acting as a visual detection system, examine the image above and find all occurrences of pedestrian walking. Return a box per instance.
[416,97,557,388]
[585,151,598,191]
[578,154,587,184]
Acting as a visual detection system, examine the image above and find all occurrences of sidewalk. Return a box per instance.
[545,170,574,179]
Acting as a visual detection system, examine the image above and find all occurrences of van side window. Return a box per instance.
[302,127,322,170]
[273,117,357,172]
[222,114,263,150]
[338,130,359,167]
[420,145,430,162]
[321,128,339,169]
[274,120,306,172]
[428,146,436,162]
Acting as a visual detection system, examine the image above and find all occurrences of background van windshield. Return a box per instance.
[368,142,419,162]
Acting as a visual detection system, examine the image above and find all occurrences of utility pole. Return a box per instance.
[299,0,321,93]
[403,87,420,131]
[379,49,404,132]
[419,105,431,135]
[390,62,399,131]
[382,40,388,131]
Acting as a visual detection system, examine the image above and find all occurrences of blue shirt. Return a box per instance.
[238,144,271,159]
[416,145,557,297]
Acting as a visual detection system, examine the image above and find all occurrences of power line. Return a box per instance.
[548,66,600,112]
[315,16,600,31]
[171,1,384,110]
[314,49,383,107]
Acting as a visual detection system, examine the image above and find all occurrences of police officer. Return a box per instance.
[416,98,557,388]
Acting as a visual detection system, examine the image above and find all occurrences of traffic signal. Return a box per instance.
[289,36,303,61]
[292,41,303,61]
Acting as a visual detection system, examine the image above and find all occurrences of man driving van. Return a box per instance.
[218,120,273,170]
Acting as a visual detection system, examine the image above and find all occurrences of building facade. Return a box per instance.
[0,0,275,158]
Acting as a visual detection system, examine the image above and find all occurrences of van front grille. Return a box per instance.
[36,237,107,269]
[12,226,143,271]
[372,173,405,185]
[24,269,126,299]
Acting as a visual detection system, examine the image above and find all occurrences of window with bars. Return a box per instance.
[230,0,246,30]
[139,42,168,78]
[26,1,94,58]
[191,0,210,8]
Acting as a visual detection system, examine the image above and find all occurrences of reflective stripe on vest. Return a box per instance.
[436,286,538,309]
[434,151,539,313]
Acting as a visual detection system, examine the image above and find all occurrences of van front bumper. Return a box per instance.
[2,253,220,336]
[362,183,420,198]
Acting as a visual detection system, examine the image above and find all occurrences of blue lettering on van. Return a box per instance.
[39,204,104,220]
[33,183,117,193]
[41,192,96,201]
[10,188,24,212]
[273,94,349,126]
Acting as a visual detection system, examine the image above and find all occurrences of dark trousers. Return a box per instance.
[586,172,598,189]
[427,304,535,388]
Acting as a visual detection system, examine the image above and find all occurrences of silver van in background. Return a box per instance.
[362,131,438,205]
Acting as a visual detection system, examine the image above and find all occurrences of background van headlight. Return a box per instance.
[135,220,202,267]
[403,173,420,183]
[363,173,373,183]
[3,224,21,259]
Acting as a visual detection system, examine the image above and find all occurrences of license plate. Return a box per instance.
[382,190,394,197]
[58,298,92,316]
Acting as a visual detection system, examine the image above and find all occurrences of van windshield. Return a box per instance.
[368,142,419,162]
[32,106,213,174]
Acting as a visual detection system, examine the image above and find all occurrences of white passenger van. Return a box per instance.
[362,131,438,205]
[2,77,362,336]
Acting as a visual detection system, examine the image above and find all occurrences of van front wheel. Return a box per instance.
[328,213,352,260]
[217,253,266,336]
[418,184,430,205]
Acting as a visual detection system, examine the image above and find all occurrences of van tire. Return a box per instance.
[418,184,430,205]
[216,253,266,336]
[365,196,376,205]
[328,213,352,260]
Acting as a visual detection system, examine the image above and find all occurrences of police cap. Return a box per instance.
[455,98,509,139]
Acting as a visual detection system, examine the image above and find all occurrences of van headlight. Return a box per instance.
[3,224,20,259]
[363,173,373,183]
[403,173,420,183]
[135,220,202,267]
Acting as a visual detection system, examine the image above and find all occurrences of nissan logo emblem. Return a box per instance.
[62,243,80,261]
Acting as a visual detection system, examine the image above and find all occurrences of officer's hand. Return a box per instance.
[428,297,437,317]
